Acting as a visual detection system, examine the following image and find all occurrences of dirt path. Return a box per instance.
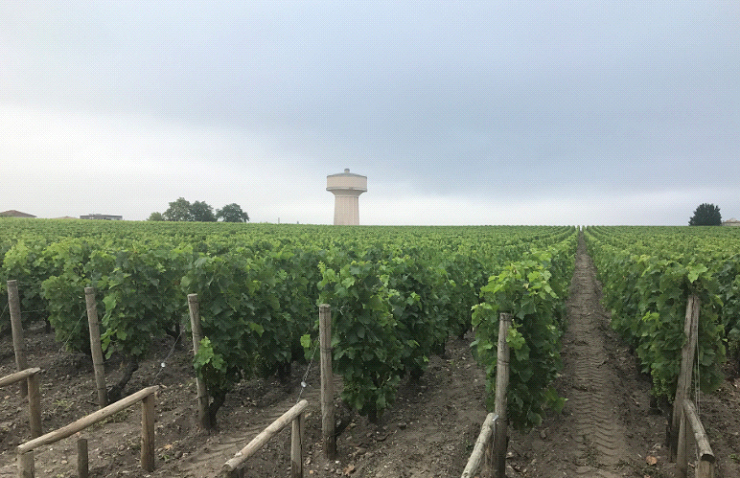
[508,234,671,478]
[567,235,632,475]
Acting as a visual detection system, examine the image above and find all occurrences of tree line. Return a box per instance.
[148,198,249,222]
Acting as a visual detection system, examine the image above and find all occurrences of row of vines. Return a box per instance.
[0,218,577,428]
[585,226,740,402]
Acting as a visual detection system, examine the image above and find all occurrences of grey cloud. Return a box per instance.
[1,1,738,224]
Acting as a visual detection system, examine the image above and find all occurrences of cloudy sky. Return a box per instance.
[1,1,738,225]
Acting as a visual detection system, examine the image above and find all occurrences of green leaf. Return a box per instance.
[687,264,708,284]
[300,334,312,349]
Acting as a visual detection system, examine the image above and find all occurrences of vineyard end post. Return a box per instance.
[494,313,511,478]
[8,280,29,398]
[188,293,212,430]
[84,287,108,407]
[291,413,304,478]
[141,393,156,472]
[27,373,42,438]
[669,294,700,461]
[77,438,89,478]
[676,405,688,477]
[18,450,34,478]
[319,304,336,459]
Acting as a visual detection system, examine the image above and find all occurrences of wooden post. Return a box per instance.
[0,368,42,438]
[8,280,29,398]
[221,400,309,474]
[319,304,336,459]
[141,393,156,472]
[18,451,34,478]
[85,287,108,407]
[670,294,700,460]
[485,417,496,477]
[27,373,42,438]
[698,458,715,478]
[493,313,511,478]
[683,400,715,478]
[291,413,304,478]
[0,368,41,388]
[17,386,157,478]
[188,294,211,430]
[677,404,688,477]
[461,413,497,478]
[18,386,158,454]
[77,438,89,478]
[485,418,496,474]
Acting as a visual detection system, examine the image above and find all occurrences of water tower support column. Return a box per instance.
[326,169,367,226]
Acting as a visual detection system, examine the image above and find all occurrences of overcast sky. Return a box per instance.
[1,1,738,225]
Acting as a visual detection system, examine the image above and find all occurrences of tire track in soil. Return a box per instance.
[510,233,672,478]
[561,235,631,478]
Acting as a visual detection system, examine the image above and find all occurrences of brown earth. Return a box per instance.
[2,237,740,477]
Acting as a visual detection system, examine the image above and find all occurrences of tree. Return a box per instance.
[163,197,193,222]
[689,203,722,226]
[217,203,249,223]
[147,212,164,221]
[190,200,217,222]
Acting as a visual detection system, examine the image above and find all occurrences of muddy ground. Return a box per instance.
[2,238,740,477]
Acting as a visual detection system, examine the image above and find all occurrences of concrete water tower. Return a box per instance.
[326,168,367,225]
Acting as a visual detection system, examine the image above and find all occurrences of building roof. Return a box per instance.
[0,210,36,218]
[722,217,740,225]
[327,168,367,178]
[80,214,123,220]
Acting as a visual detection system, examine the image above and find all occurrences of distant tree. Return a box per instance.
[147,212,164,221]
[163,197,193,222]
[689,203,722,226]
[217,203,249,223]
[190,200,217,222]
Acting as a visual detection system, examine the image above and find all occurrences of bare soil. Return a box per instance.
[2,237,740,477]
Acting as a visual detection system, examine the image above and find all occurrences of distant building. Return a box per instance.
[0,210,36,218]
[326,168,367,225]
[80,214,123,220]
[722,218,740,227]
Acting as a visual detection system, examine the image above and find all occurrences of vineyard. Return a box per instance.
[1,219,740,477]
[586,226,740,398]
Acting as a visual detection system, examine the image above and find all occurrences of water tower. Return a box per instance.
[326,168,367,225]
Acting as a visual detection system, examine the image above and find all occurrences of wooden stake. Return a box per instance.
[493,313,511,478]
[8,280,29,398]
[85,287,108,407]
[77,438,89,478]
[0,368,40,388]
[291,413,304,478]
[319,304,336,459]
[0,368,42,438]
[683,400,715,478]
[677,404,688,477]
[17,386,157,478]
[222,400,309,473]
[141,393,156,472]
[670,294,700,460]
[26,373,42,438]
[18,451,34,478]
[187,294,211,430]
[18,386,158,454]
[461,412,497,478]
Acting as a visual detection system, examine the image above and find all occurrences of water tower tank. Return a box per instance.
[326,168,367,225]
